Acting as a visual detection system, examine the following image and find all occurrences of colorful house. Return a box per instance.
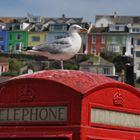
[87,26,107,54]
[0,30,8,53]
[0,63,9,76]
[28,31,47,48]
[87,24,129,56]
[47,24,69,43]
[129,24,140,78]
[106,34,127,55]
[79,56,116,78]
[8,31,28,53]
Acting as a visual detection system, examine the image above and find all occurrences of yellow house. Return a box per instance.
[28,32,47,47]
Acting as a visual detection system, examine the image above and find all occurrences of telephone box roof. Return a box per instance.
[9,70,138,95]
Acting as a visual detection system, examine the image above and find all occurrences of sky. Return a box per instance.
[0,0,140,23]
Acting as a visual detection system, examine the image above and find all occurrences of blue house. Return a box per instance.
[47,24,69,43]
[0,30,8,53]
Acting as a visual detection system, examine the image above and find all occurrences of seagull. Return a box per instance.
[28,24,87,69]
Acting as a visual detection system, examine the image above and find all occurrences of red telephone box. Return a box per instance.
[0,70,140,140]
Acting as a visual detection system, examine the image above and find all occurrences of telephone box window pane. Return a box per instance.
[91,108,140,128]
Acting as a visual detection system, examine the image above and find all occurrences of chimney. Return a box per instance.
[62,14,65,18]
[114,12,117,18]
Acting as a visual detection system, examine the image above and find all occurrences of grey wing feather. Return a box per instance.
[33,37,72,54]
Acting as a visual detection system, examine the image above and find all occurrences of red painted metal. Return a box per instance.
[12,70,117,94]
[0,70,140,139]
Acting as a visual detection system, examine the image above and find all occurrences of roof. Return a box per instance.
[95,15,140,24]
[45,17,83,24]
[0,17,14,23]
[7,70,126,94]
[91,26,108,33]
[80,57,114,66]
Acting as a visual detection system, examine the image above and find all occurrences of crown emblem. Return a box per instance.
[113,89,124,106]
[19,85,35,102]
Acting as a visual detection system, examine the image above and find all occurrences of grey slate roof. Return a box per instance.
[80,57,114,66]
[95,15,140,24]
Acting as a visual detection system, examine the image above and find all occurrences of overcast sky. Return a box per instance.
[0,0,140,23]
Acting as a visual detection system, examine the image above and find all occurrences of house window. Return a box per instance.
[0,36,3,41]
[115,26,119,30]
[113,45,120,52]
[0,45,4,50]
[122,36,126,45]
[62,25,67,31]
[14,25,20,30]
[15,43,20,50]
[103,67,110,74]
[55,35,66,40]
[137,29,140,32]
[138,64,140,70]
[16,33,22,40]
[9,34,12,40]
[108,45,120,52]
[131,48,133,54]
[49,26,54,31]
[101,36,105,44]
[50,25,63,31]
[132,28,136,32]
[33,17,39,22]
[131,38,134,45]
[54,25,63,30]
[100,23,103,27]
[112,36,116,44]
[15,43,22,51]
[136,39,140,45]
[32,36,40,42]
[92,36,96,44]
[132,28,140,33]
[136,51,140,57]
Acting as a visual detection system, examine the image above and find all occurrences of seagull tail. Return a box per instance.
[32,44,43,51]
[26,49,50,58]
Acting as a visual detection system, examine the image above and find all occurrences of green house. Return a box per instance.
[8,31,28,53]
[106,35,126,55]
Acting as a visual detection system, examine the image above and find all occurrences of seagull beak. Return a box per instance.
[80,28,88,32]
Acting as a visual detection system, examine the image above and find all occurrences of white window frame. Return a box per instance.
[101,36,105,44]
[112,36,116,44]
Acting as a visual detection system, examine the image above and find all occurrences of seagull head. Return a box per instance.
[69,24,87,33]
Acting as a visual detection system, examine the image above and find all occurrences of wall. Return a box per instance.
[47,32,68,43]
[28,31,47,47]
[0,30,8,53]
[8,31,28,52]
[95,17,114,27]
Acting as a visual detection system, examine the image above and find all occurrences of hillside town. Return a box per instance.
[2,0,140,136]
[0,13,140,86]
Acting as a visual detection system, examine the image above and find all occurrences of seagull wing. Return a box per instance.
[33,37,72,54]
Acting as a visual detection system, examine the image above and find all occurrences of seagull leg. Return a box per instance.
[60,60,64,69]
